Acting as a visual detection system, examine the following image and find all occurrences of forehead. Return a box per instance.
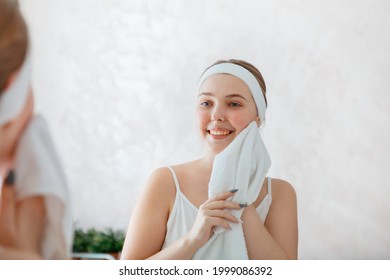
[199,74,252,98]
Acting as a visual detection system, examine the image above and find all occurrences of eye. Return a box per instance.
[228,102,242,107]
[200,100,212,106]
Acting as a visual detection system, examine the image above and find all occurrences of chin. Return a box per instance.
[205,142,231,156]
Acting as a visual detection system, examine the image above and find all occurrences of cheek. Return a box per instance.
[229,111,254,132]
[196,110,209,128]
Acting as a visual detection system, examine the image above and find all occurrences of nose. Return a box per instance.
[210,104,225,122]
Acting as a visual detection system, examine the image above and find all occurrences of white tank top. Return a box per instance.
[162,166,273,254]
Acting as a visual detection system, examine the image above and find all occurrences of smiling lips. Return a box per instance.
[208,128,234,138]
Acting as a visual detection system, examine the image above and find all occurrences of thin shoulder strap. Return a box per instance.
[167,166,181,193]
[267,177,272,200]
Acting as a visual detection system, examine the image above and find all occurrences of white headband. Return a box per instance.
[198,62,267,122]
[0,51,31,126]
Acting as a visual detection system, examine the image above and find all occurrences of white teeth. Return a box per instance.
[210,130,231,136]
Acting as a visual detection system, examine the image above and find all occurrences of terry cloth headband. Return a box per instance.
[198,62,267,122]
[0,51,31,126]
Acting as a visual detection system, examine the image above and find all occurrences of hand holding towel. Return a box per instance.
[193,121,271,259]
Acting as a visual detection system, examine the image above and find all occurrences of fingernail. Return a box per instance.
[229,189,239,193]
[239,203,248,208]
[5,170,15,185]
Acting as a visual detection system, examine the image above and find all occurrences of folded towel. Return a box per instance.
[193,121,271,259]
[14,114,73,259]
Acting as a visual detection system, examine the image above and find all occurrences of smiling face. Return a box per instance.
[196,73,259,155]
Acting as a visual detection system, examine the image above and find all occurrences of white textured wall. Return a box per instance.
[19,0,390,259]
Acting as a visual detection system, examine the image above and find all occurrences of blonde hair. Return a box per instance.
[205,59,268,107]
[0,0,28,93]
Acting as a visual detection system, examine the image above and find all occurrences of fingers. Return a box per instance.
[208,189,238,203]
[200,190,247,227]
[0,171,16,226]
[188,189,246,248]
[209,217,232,230]
[0,186,16,224]
[203,209,239,223]
[5,170,15,186]
[201,189,247,211]
[0,171,17,246]
[203,200,241,211]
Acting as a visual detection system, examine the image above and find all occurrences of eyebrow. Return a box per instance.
[198,92,248,101]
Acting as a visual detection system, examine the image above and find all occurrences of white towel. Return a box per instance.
[0,51,31,127]
[14,114,73,259]
[193,121,271,259]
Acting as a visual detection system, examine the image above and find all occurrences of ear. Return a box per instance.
[256,116,261,126]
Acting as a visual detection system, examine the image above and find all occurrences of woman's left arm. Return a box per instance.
[241,179,298,259]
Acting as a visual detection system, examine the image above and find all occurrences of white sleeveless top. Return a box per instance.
[162,166,273,256]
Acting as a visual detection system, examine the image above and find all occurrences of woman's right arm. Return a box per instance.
[121,168,241,260]
[121,167,195,259]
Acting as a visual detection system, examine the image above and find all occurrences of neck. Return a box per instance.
[199,153,216,170]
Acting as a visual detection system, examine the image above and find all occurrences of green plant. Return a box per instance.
[72,228,125,253]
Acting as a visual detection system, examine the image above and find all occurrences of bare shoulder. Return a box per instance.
[148,167,175,186]
[169,160,203,182]
[270,178,297,203]
[146,162,198,199]
[144,167,176,206]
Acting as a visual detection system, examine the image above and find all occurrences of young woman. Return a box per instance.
[0,0,71,259]
[0,0,44,259]
[121,59,298,260]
